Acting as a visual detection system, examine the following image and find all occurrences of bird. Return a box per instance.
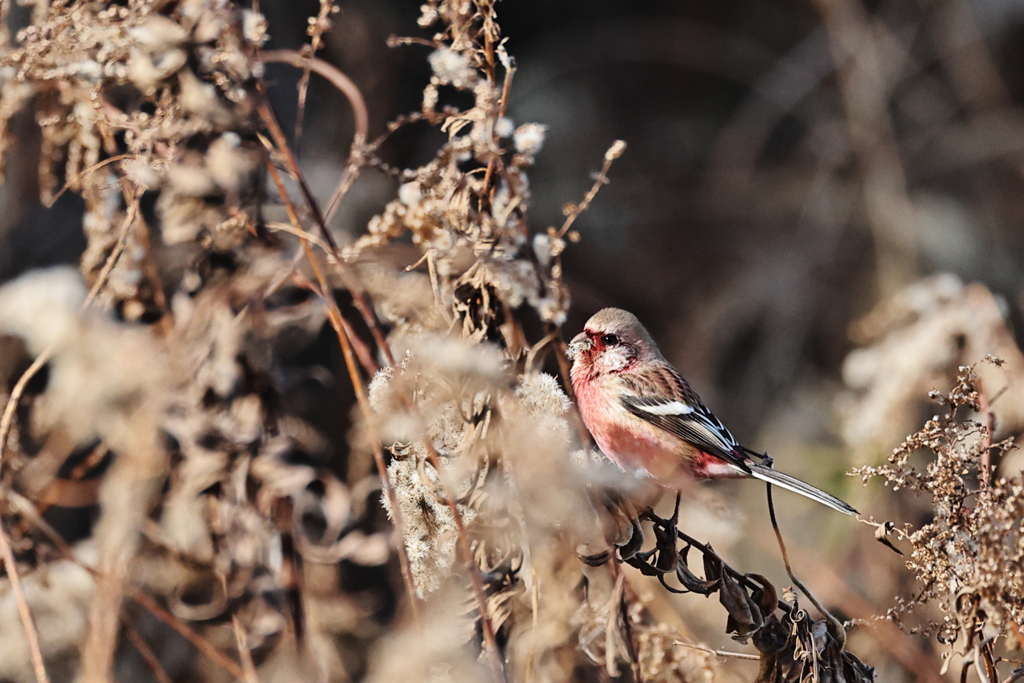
[567,307,856,515]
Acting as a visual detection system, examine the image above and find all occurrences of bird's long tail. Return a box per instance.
[746,462,857,515]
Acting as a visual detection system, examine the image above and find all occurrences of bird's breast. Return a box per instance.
[574,377,700,485]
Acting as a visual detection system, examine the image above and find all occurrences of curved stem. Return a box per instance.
[261,49,370,226]
[766,483,846,647]
[261,50,369,148]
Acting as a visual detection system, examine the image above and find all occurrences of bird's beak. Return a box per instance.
[567,332,592,362]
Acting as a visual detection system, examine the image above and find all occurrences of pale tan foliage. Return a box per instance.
[0,0,924,681]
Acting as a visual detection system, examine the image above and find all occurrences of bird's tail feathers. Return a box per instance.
[746,462,857,516]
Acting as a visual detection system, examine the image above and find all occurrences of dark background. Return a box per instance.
[251,0,1024,436]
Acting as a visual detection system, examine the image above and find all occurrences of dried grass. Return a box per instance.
[0,1,1020,682]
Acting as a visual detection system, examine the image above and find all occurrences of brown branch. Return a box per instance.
[766,482,846,648]
[557,140,627,239]
[288,0,336,148]
[0,519,50,683]
[254,90,395,367]
[478,58,516,211]
[976,375,996,490]
[415,423,509,682]
[751,521,944,682]
[5,480,248,682]
[287,268,379,376]
[259,50,372,230]
[673,640,760,661]
[124,621,174,683]
[45,154,129,207]
[261,49,369,148]
[130,591,247,680]
[366,111,427,153]
[232,616,261,683]
[0,351,51,476]
[607,558,642,682]
[260,140,422,624]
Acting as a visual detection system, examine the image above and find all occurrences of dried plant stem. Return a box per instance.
[265,221,333,252]
[607,562,642,682]
[478,58,516,207]
[765,483,846,648]
[257,48,371,226]
[977,376,996,490]
[326,296,422,623]
[81,459,162,683]
[749,523,945,681]
[261,50,369,145]
[323,152,366,225]
[290,269,380,375]
[45,154,128,207]
[232,616,261,683]
[416,433,508,683]
[605,572,624,677]
[0,519,50,683]
[525,567,539,681]
[124,621,174,683]
[668,523,788,612]
[0,351,51,473]
[557,141,626,239]
[366,111,427,152]
[257,98,432,631]
[673,640,760,661]
[261,146,422,624]
[255,94,337,251]
[130,591,247,680]
[85,186,142,307]
[255,90,395,366]
[5,500,246,682]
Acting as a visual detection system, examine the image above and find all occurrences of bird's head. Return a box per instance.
[568,307,661,379]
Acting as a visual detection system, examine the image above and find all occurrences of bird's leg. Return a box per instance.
[666,490,681,535]
[760,451,773,468]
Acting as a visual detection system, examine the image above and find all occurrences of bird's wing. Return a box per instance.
[620,393,752,474]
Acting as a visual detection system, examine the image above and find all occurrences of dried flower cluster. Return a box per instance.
[0,1,389,682]
[852,360,1024,681]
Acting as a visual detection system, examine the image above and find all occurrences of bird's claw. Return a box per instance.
[616,517,646,561]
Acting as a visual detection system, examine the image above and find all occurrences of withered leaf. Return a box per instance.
[703,549,723,584]
[747,573,779,616]
[653,524,678,572]
[753,613,789,656]
[616,517,645,560]
[720,570,763,640]
[673,561,718,594]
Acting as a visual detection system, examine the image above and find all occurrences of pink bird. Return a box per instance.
[568,307,856,515]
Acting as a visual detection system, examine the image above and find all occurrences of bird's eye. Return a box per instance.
[601,334,620,346]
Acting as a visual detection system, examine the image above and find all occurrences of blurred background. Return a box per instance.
[251,0,1024,440]
[4,0,1024,680]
